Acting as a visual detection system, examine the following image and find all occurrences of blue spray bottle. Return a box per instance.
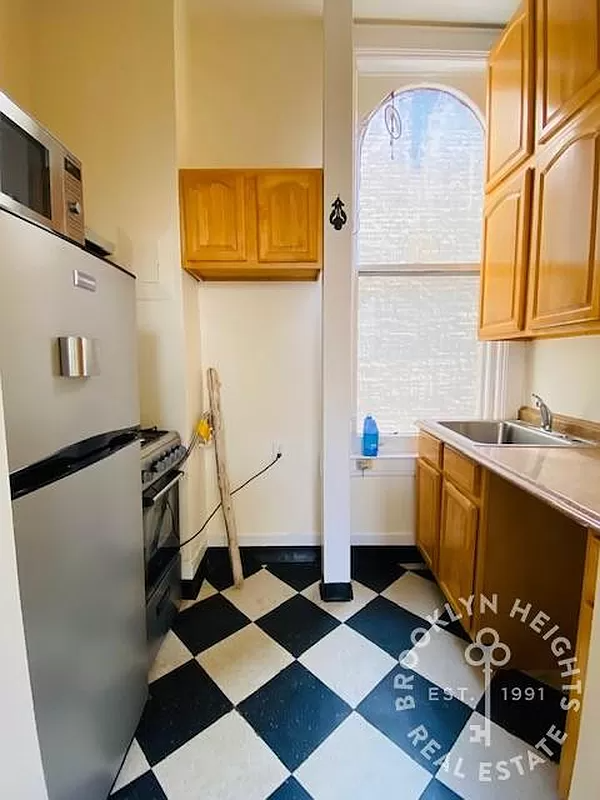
[362,415,379,457]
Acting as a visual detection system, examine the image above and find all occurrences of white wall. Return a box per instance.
[524,336,600,422]
[0,381,48,800]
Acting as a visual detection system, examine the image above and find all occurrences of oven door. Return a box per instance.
[0,92,63,233]
[142,469,183,594]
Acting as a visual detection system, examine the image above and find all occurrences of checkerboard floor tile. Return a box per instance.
[113,549,567,800]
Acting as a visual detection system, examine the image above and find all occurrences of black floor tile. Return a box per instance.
[110,772,167,800]
[239,661,351,771]
[268,776,314,800]
[256,594,340,657]
[204,547,263,590]
[346,596,430,659]
[351,548,406,592]
[135,660,232,765]
[357,665,472,775]
[267,562,323,592]
[477,669,567,762]
[420,778,464,799]
[172,593,250,654]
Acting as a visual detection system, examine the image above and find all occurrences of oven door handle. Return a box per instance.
[143,471,184,507]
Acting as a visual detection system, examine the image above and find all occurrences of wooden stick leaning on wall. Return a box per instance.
[207,367,244,588]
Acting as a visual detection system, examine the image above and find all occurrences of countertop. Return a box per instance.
[418,420,600,531]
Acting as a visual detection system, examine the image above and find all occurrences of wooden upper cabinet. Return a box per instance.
[537,0,600,144]
[180,170,247,263]
[256,171,322,263]
[486,0,534,189]
[527,98,600,331]
[480,167,533,338]
[179,168,323,281]
[438,480,478,628]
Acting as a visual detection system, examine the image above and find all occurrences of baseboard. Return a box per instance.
[180,549,208,600]
[320,581,354,602]
[208,531,415,547]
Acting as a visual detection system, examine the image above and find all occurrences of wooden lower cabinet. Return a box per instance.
[558,531,599,799]
[438,479,479,629]
[415,458,442,572]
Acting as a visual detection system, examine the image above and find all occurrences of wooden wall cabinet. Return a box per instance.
[480,0,600,339]
[527,99,600,332]
[486,0,534,190]
[480,167,533,339]
[536,0,600,145]
[179,168,323,281]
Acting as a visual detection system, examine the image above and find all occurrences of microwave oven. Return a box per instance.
[0,90,84,244]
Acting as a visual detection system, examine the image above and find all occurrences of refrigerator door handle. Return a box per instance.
[58,336,99,377]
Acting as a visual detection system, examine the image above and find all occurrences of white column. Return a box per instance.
[321,0,354,587]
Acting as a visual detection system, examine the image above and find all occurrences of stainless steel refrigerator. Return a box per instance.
[0,209,147,800]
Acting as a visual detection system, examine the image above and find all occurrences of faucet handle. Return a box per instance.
[531,393,552,431]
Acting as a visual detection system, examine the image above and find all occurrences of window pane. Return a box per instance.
[359,88,484,265]
[358,274,482,434]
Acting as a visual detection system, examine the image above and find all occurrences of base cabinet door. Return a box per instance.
[438,480,478,625]
[416,458,442,571]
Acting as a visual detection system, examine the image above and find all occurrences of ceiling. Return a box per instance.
[191,0,519,26]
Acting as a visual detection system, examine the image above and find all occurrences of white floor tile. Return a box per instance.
[301,580,376,622]
[222,569,296,621]
[401,628,486,709]
[154,710,289,800]
[438,712,560,800]
[295,712,431,800]
[149,631,193,683]
[382,572,446,620]
[180,581,217,611]
[299,625,396,708]
[197,623,293,704]
[111,739,149,793]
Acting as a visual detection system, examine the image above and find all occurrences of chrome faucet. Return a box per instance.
[532,393,553,432]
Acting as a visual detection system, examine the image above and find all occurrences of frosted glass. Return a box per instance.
[358,274,482,434]
[359,88,484,265]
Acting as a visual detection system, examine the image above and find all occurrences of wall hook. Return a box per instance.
[329,195,347,231]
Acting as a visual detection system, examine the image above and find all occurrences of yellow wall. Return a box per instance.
[0,0,206,573]
[0,0,33,108]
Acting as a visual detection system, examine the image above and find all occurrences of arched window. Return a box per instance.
[357,87,486,436]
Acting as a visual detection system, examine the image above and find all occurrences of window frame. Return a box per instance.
[353,83,506,455]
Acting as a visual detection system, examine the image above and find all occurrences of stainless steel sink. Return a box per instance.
[437,420,593,447]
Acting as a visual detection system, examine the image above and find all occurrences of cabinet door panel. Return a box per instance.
[180,170,247,263]
[256,171,322,263]
[537,0,600,143]
[486,0,534,188]
[438,480,478,627]
[528,102,600,330]
[480,167,533,338]
[416,459,442,573]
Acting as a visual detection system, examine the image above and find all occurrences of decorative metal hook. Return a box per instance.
[329,195,347,231]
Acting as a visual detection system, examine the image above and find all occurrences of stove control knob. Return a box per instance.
[142,470,152,483]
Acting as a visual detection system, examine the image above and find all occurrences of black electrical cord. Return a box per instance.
[178,453,282,550]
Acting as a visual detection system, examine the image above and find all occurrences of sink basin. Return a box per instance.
[438,420,592,447]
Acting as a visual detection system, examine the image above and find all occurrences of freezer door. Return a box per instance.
[0,210,139,473]
[11,440,147,800]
